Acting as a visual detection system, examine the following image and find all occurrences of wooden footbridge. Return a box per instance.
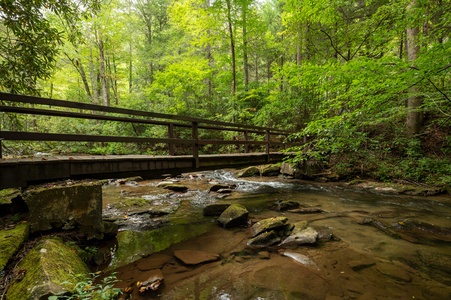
[0,92,301,189]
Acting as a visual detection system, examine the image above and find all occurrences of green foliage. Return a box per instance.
[48,272,122,300]
[0,0,100,95]
[1,0,449,186]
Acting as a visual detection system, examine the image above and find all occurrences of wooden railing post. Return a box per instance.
[0,138,3,159]
[265,130,270,162]
[244,130,249,153]
[192,121,199,168]
[168,123,175,156]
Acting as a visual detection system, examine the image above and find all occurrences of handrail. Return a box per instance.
[0,92,301,164]
[0,92,293,133]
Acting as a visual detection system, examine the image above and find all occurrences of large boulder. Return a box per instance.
[0,222,29,272]
[280,161,323,179]
[217,204,249,228]
[6,238,89,300]
[23,182,103,239]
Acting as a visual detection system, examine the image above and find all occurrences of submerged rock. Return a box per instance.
[161,184,189,192]
[348,258,376,271]
[403,250,451,286]
[271,200,300,211]
[6,238,89,300]
[280,250,319,269]
[203,203,231,216]
[361,218,451,245]
[250,216,288,237]
[393,219,451,244]
[0,222,29,272]
[174,249,220,265]
[217,204,249,228]
[376,263,412,282]
[287,207,325,214]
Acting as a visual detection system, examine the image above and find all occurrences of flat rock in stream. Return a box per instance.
[393,219,451,244]
[161,184,189,192]
[250,216,288,237]
[361,218,451,245]
[136,253,173,271]
[376,263,412,282]
[247,230,282,248]
[271,200,300,211]
[287,207,325,214]
[279,225,318,247]
[348,258,376,271]
[403,250,451,285]
[209,184,234,192]
[174,250,220,265]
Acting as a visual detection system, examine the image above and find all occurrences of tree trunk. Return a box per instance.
[242,0,249,90]
[406,0,422,136]
[89,43,99,105]
[97,33,110,107]
[225,0,236,97]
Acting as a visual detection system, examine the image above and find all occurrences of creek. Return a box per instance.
[100,170,451,299]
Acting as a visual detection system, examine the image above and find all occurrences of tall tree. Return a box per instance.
[0,0,100,95]
[406,0,422,136]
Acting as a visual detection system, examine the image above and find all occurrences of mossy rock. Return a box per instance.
[111,223,213,269]
[162,184,189,192]
[250,216,288,237]
[259,164,281,176]
[114,197,148,208]
[0,222,29,272]
[217,204,249,228]
[6,238,89,300]
[23,182,103,239]
[236,166,260,178]
[0,188,20,204]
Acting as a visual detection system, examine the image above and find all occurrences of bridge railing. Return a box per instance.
[0,92,301,166]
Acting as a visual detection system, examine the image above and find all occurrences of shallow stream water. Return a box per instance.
[101,170,451,300]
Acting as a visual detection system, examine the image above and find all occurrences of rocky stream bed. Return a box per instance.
[1,164,451,299]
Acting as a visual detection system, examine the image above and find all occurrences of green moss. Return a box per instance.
[111,223,214,269]
[0,222,29,272]
[6,238,89,300]
[114,197,148,208]
[0,188,20,204]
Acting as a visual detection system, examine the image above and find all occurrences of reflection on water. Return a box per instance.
[102,170,451,299]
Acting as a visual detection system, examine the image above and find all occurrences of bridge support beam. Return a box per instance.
[192,121,199,168]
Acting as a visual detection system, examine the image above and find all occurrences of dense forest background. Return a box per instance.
[0,0,450,186]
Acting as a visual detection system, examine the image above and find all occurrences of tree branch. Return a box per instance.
[428,78,451,104]
[320,29,348,61]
